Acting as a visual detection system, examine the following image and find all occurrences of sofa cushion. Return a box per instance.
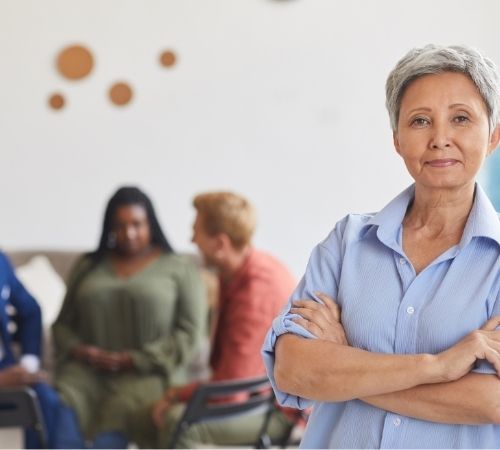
[15,255,66,327]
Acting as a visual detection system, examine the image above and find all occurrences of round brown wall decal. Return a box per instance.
[57,45,94,80]
[48,93,65,110]
[109,82,133,106]
[159,50,177,68]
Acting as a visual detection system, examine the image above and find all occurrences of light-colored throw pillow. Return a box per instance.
[15,255,66,327]
[15,255,66,373]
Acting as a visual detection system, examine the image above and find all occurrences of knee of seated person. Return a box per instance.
[157,403,187,447]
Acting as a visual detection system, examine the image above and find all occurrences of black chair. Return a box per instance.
[277,408,309,448]
[0,387,47,448]
[168,375,276,449]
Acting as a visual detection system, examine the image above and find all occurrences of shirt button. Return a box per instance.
[407,306,415,315]
[393,418,401,426]
[7,321,17,334]
[399,258,406,265]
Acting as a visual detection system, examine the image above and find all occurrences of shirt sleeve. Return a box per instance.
[1,253,42,358]
[473,276,500,375]
[262,224,345,409]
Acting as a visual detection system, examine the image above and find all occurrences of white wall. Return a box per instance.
[1,0,499,277]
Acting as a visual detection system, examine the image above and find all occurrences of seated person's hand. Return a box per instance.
[291,292,348,345]
[151,387,179,428]
[92,350,133,372]
[72,344,101,364]
[0,365,45,387]
[73,345,133,372]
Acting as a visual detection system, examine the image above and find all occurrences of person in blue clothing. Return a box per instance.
[0,252,60,449]
[264,44,500,448]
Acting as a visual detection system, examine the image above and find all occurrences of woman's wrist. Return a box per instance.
[119,352,134,370]
[417,353,445,384]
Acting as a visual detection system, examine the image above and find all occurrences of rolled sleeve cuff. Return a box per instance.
[472,359,496,375]
[20,354,40,373]
[262,311,315,410]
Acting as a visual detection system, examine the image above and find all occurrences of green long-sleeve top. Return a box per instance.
[52,252,207,438]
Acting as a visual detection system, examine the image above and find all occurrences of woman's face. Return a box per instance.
[393,72,499,192]
[112,204,152,256]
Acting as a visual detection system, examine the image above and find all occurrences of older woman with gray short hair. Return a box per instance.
[263,44,500,448]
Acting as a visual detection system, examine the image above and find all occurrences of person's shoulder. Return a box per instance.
[0,252,15,273]
[0,251,9,266]
[157,252,203,278]
[322,212,376,245]
[159,252,197,267]
[250,249,286,266]
[243,250,295,289]
[71,253,95,271]
[64,253,96,285]
[338,212,376,228]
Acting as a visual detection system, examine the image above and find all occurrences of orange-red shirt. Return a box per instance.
[177,249,295,402]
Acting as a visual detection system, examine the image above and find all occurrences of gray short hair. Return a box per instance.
[385,44,500,131]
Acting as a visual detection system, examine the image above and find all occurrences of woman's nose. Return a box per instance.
[125,226,136,239]
[429,122,452,150]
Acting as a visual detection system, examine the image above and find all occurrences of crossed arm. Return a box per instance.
[274,293,500,425]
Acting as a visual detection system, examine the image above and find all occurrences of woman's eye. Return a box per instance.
[411,117,429,127]
[453,115,470,124]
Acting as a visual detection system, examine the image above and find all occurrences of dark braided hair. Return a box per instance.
[64,187,174,304]
[91,186,174,260]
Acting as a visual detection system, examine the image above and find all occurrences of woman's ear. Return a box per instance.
[488,125,500,155]
[393,131,401,155]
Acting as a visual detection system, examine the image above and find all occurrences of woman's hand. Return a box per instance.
[290,292,348,345]
[434,316,500,382]
[91,351,134,372]
[72,344,102,364]
[73,345,134,372]
[151,387,179,427]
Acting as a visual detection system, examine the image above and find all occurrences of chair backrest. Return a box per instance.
[169,375,275,448]
[0,387,47,448]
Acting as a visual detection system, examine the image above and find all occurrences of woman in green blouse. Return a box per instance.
[52,186,206,449]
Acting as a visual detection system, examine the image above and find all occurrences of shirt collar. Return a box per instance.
[460,183,500,248]
[364,185,415,252]
[364,183,499,250]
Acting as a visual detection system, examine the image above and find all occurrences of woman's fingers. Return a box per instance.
[481,346,500,377]
[439,327,500,381]
[291,294,348,345]
[315,292,341,321]
[481,316,500,332]
[293,295,340,325]
[291,306,329,331]
[292,317,324,338]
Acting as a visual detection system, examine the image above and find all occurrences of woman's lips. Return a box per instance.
[426,159,459,167]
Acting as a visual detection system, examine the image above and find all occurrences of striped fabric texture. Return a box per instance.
[263,183,500,448]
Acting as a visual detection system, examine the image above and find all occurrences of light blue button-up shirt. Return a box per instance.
[263,184,500,449]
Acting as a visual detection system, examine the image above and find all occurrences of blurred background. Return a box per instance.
[1,0,499,277]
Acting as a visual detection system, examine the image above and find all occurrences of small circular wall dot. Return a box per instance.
[48,93,65,110]
[109,82,133,106]
[159,50,177,67]
[57,45,94,80]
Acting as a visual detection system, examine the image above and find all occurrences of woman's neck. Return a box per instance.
[403,183,475,239]
[112,244,158,262]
